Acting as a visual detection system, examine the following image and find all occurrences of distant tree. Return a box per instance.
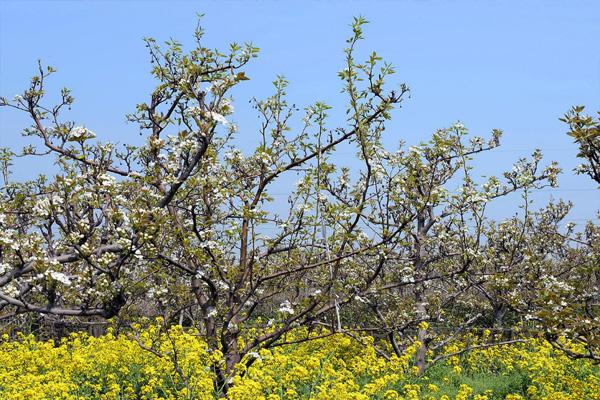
[343,126,559,372]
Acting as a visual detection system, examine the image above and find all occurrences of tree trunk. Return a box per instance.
[414,210,429,375]
[415,294,428,374]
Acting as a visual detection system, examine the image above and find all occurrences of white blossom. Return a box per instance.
[452,121,465,130]
[355,295,367,303]
[32,197,51,217]
[256,151,272,165]
[207,308,218,318]
[470,136,484,147]
[98,173,117,188]
[408,146,422,155]
[68,126,96,141]
[48,271,72,286]
[133,249,144,260]
[339,173,349,187]
[148,286,168,299]
[224,149,243,162]
[220,98,234,114]
[188,106,202,116]
[207,111,229,125]
[278,300,295,315]
[0,262,9,275]
[295,203,312,213]
[247,351,262,362]
[2,283,19,297]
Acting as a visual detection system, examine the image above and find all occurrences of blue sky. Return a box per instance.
[1,0,599,223]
